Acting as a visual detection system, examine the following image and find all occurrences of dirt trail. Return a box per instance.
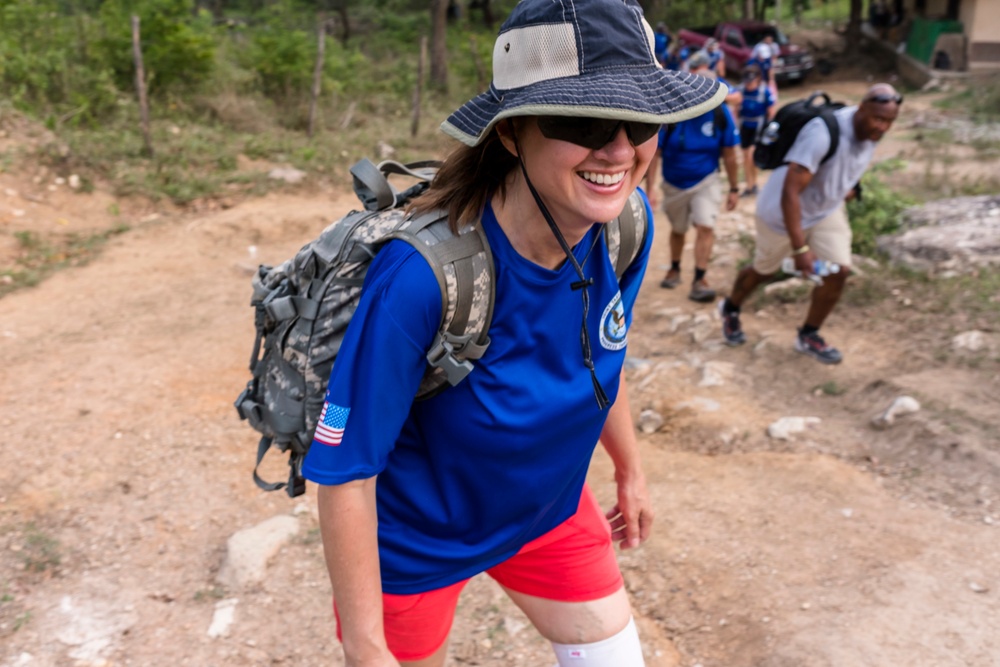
[2,81,999,667]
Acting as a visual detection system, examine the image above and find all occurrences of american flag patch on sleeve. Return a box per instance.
[314,402,350,446]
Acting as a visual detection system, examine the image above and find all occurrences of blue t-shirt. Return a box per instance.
[658,105,739,189]
[665,46,690,71]
[301,195,653,594]
[706,50,723,72]
[654,33,671,63]
[738,84,774,127]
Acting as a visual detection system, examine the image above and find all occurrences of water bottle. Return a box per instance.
[781,257,840,285]
[760,121,780,146]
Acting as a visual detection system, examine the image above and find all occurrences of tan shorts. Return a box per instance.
[753,205,853,275]
[661,172,722,234]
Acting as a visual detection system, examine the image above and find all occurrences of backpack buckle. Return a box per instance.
[426,332,475,386]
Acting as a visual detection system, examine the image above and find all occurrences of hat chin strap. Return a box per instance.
[511,130,610,411]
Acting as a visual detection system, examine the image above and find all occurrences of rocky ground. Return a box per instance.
[1,79,999,667]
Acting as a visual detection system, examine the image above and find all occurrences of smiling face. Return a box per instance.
[855,100,900,142]
[500,117,657,235]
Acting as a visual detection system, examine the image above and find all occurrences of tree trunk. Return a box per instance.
[131,15,153,158]
[743,0,754,19]
[430,0,449,91]
[846,0,864,54]
[334,1,350,46]
[308,20,326,138]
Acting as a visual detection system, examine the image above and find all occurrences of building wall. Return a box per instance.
[962,0,1000,66]
[903,0,1000,69]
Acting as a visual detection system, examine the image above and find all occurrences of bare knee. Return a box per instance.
[503,587,632,644]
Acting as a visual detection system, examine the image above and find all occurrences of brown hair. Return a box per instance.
[409,125,520,233]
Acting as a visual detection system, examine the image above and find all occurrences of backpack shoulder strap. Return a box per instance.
[388,213,495,396]
[714,104,728,147]
[818,111,840,165]
[605,189,649,281]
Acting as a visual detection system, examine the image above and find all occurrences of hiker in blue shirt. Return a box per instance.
[654,22,672,67]
[302,1,727,665]
[645,51,740,304]
[737,63,776,197]
[664,42,691,71]
[698,38,726,78]
[749,34,777,89]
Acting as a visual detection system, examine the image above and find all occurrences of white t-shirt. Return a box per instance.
[756,106,875,233]
[750,41,775,62]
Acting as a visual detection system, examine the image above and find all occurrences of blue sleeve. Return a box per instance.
[721,104,740,147]
[301,240,442,485]
[765,88,776,108]
[620,189,654,325]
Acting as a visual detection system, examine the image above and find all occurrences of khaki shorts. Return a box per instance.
[753,205,853,275]
[661,171,722,234]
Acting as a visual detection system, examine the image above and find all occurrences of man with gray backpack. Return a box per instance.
[719,84,902,364]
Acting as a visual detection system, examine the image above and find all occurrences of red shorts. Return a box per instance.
[334,484,623,661]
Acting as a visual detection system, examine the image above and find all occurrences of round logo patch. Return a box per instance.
[600,292,627,351]
[701,120,716,137]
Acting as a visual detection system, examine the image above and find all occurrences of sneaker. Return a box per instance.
[740,185,758,198]
[660,269,681,289]
[718,299,746,346]
[688,279,717,303]
[794,330,843,364]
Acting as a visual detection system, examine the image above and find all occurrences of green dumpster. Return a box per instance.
[906,17,963,65]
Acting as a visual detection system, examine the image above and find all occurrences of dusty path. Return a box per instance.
[2,81,999,667]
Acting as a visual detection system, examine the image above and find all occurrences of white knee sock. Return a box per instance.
[551,616,645,666]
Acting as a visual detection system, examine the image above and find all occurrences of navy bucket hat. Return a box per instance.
[442,0,727,146]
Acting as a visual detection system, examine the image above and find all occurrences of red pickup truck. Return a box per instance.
[678,22,814,84]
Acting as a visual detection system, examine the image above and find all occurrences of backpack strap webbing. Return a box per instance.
[388,214,495,390]
[605,189,649,281]
[819,112,840,165]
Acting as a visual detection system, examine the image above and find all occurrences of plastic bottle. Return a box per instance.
[781,257,840,284]
[760,121,780,146]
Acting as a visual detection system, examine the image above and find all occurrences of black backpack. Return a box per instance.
[753,91,844,170]
[234,158,650,497]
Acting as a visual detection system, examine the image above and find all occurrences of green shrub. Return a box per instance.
[847,159,915,257]
[97,0,216,95]
[0,1,119,124]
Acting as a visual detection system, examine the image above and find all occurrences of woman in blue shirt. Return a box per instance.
[737,64,776,196]
[303,1,727,666]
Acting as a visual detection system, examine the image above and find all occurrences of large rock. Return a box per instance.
[216,515,299,589]
[877,195,1000,274]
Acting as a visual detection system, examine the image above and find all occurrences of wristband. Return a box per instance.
[729,187,739,193]
[791,244,810,256]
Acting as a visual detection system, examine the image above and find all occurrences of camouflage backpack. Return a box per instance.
[235,158,649,497]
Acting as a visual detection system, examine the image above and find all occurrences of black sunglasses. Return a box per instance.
[536,116,661,150]
[865,93,904,105]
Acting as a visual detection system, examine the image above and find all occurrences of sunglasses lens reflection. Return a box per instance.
[538,117,660,149]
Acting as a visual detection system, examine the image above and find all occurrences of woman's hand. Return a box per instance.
[605,467,654,550]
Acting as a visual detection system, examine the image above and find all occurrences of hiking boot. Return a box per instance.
[688,279,717,303]
[718,299,746,346]
[660,269,681,289]
[794,330,843,364]
[740,185,758,198]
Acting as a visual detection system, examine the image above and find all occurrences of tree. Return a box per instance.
[845,0,864,54]
[468,0,495,28]
[331,0,351,45]
[430,0,448,90]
